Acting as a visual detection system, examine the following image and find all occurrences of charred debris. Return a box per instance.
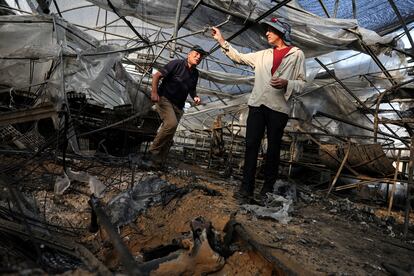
[0,0,414,275]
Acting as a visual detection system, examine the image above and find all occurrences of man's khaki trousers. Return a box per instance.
[149,96,183,162]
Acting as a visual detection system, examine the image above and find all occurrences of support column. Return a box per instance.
[404,136,414,237]
[171,0,183,58]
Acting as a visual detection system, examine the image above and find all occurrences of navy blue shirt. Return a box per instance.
[158,59,199,110]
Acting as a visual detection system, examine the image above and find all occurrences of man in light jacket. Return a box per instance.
[212,18,306,203]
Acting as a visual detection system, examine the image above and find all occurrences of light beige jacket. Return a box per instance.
[222,41,306,115]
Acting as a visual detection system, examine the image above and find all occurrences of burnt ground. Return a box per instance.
[0,154,413,275]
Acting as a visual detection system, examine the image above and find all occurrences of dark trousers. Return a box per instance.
[241,105,289,196]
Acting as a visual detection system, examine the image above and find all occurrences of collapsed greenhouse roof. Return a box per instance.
[1,0,413,149]
[0,0,414,275]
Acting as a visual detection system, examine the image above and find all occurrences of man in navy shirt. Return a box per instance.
[149,45,207,166]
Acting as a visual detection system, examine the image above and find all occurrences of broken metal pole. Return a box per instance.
[315,57,370,108]
[391,46,414,59]
[381,118,414,124]
[387,149,401,215]
[59,104,69,172]
[361,75,405,142]
[0,4,30,14]
[73,23,139,41]
[209,0,292,54]
[0,103,56,127]
[360,42,398,86]
[225,220,311,275]
[0,177,43,263]
[178,0,203,30]
[52,0,62,17]
[351,0,356,19]
[313,57,405,141]
[106,0,150,45]
[88,196,143,275]
[404,136,414,238]
[317,0,331,18]
[63,27,210,57]
[387,0,414,49]
[327,141,351,197]
[201,1,254,22]
[314,111,407,142]
[365,75,414,139]
[333,0,340,18]
[295,125,360,176]
[170,0,183,58]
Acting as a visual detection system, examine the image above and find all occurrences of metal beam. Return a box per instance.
[351,0,356,19]
[52,0,62,17]
[0,103,56,127]
[315,50,413,141]
[170,0,183,57]
[106,0,149,45]
[314,58,366,107]
[317,0,330,18]
[208,0,293,54]
[360,42,398,86]
[314,111,409,142]
[333,0,340,18]
[315,58,405,142]
[361,75,412,142]
[0,217,111,275]
[89,196,143,275]
[201,1,254,22]
[387,0,414,49]
[403,136,414,237]
[380,118,414,124]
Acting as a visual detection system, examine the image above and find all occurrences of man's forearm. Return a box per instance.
[151,72,163,102]
[151,73,162,96]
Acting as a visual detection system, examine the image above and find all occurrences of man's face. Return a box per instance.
[187,50,203,67]
[266,26,283,46]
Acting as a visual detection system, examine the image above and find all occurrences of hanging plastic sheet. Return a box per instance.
[0,15,57,90]
[84,0,396,57]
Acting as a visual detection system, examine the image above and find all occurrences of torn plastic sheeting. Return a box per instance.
[0,15,57,58]
[52,15,131,108]
[66,168,89,182]
[84,0,394,57]
[0,59,53,91]
[332,49,408,85]
[297,0,413,34]
[272,179,298,201]
[0,16,57,90]
[150,50,325,87]
[115,62,153,112]
[179,94,249,131]
[63,45,128,108]
[0,15,131,109]
[89,176,106,198]
[290,84,376,139]
[241,195,293,225]
[59,20,130,108]
[198,68,255,85]
[106,175,174,227]
[65,168,106,198]
[54,172,70,195]
[145,57,255,86]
